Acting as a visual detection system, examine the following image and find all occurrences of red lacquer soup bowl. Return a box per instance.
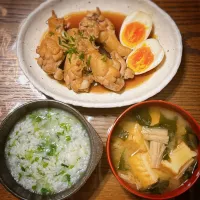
[106,100,200,199]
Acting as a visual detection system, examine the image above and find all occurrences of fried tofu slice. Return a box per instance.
[153,168,172,180]
[128,152,158,189]
[161,142,197,175]
[119,121,146,152]
[149,107,160,126]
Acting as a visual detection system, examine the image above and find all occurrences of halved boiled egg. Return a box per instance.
[120,11,152,49]
[126,38,164,75]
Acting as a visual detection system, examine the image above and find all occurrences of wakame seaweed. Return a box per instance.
[155,114,177,160]
[118,149,127,171]
[133,108,152,126]
[115,126,129,141]
[141,180,169,194]
[158,114,177,133]
[182,127,199,150]
[181,159,197,182]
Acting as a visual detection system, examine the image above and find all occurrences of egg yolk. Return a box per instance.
[127,46,154,73]
[122,22,146,48]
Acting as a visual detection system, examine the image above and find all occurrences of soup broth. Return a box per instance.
[110,106,199,194]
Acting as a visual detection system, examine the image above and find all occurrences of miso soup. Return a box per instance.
[110,106,199,194]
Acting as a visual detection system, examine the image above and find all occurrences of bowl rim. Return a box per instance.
[106,100,200,199]
[0,99,103,200]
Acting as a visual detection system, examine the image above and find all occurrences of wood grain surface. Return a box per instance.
[0,0,200,199]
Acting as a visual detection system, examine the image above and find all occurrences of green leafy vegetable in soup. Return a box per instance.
[182,127,199,150]
[118,149,127,171]
[140,180,169,194]
[133,108,152,126]
[115,126,129,141]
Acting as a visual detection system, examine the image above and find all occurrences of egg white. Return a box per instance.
[120,11,153,49]
[126,38,165,75]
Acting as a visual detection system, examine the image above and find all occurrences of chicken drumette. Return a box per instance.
[79,7,132,57]
[36,11,65,80]
[62,28,133,92]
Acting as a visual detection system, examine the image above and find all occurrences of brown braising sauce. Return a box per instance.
[64,11,155,93]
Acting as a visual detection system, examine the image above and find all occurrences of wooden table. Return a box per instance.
[0,0,200,199]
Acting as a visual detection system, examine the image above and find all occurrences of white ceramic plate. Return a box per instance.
[17,0,182,108]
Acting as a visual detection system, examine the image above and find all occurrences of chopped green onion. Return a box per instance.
[25,150,34,160]
[61,163,69,167]
[21,166,26,172]
[18,173,22,181]
[65,47,78,55]
[89,35,95,43]
[57,170,65,176]
[60,123,71,131]
[58,37,62,45]
[34,126,39,132]
[30,113,45,123]
[63,31,67,38]
[86,55,91,66]
[69,165,74,169]
[32,185,37,191]
[37,168,44,176]
[49,31,54,36]
[35,116,43,122]
[101,54,107,62]
[10,140,16,147]
[77,157,81,161]
[63,174,71,183]
[17,154,25,160]
[70,36,75,42]
[78,30,83,37]
[43,162,48,168]
[46,113,51,119]
[79,52,85,60]
[66,136,71,141]
[31,157,39,163]
[56,25,61,30]
[57,131,64,136]
[37,143,46,152]
[35,157,39,161]
[40,187,51,195]
[47,143,57,156]
[61,163,74,169]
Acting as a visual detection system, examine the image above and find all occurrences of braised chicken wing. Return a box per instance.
[36,10,135,93]
[63,28,128,92]
[79,7,131,57]
[36,11,65,80]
